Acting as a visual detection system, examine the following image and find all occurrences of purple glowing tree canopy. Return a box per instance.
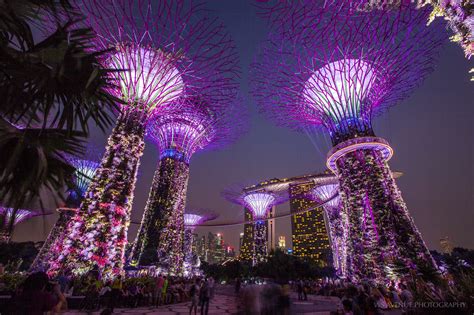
[67,158,100,196]
[252,1,444,144]
[222,186,288,220]
[309,183,341,209]
[147,96,247,163]
[0,207,41,228]
[78,0,240,118]
[184,211,218,228]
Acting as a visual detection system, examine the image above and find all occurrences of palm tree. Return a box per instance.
[0,0,121,237]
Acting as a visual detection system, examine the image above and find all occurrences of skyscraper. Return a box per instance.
[267,206,276,251]
[278,236,286,250]
[290,181,331,266]
[239,208,254,262]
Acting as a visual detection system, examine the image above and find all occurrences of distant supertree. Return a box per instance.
[223,187,288,265]
[308,183,349,277]
[31,150,101,272]
[0,207,42,242]
[49,0,239,279]
[252,1,443,283]
[183,211,218,276]
[131,96,245,274]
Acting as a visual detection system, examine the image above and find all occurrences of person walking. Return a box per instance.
[154,274,165,306]
[297,280,303,301]
[189,279,200,315]
[108,275,123,311]
[199,279,210,315]
[208,276,215,299]
[161,276,169,305]
[235,278,241,294]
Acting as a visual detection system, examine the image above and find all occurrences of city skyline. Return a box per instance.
[10,0,474,255]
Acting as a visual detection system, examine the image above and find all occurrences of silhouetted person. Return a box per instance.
[199,279,210,315]
[14,272,65,314]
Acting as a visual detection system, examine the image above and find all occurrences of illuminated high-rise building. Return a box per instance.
[239,208,254,262]
[278,236,286,249]
[440,236,454,254]
[290,181,331,266]
[267,206,276,251]
[239,233,244,250]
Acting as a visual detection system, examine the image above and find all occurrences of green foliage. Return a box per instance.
[0,273,27,292]
[0,241,39,271]
[201,249,335,282]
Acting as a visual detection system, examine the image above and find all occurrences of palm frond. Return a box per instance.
[0,117,84,210]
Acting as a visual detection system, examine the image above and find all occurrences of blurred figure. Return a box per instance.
[14,272,65,314]
[400,283,413,304]
[154,274,165,306]
[235,277,241,294]
[199,279,210,315]
[371,288,388,311]
[108,275,123,311]
[189,278,200,315]
[278,282,291,315]
[208,276,215,299]
[297,280,304,301]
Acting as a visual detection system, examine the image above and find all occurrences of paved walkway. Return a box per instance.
[63,293,240,314]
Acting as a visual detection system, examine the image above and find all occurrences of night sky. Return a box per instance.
[13,1,474,253]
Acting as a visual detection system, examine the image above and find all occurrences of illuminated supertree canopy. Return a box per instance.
[222,186,288,265]
[130,97,246,274]
[49,0,239,279]
[253,1,444,145]
[184,214,206,227]
[0,207,42,242]
[252,1,442,283]
[66,156,100,206]
[310,183,340,210]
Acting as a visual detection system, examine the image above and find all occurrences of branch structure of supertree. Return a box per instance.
[49,0,240,279]
[183,211,218,277]
[356,1,472,76]
[31,152,101,272]
[0,207,42,242]
[308,183,349,277]
[252,1,443,283]
[130,97,245,275]
[222,187,288,265]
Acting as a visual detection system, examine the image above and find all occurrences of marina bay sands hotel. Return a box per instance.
[239,172,336,266]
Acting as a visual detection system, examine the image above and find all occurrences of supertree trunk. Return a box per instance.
[336,147,436,283]
[253,220,267,265]
[183,227,194,275]
[131,155,188,275]
[325,207,349,277]
[48,110,146,279]
[30,209,75,272]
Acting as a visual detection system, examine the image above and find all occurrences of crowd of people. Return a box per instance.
[0,267,470,314]
[0,270,218,314]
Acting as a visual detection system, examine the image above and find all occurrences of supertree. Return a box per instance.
[130,96,245,274]
[31,152,101,272]
[222,187,288,265]
[308,183,349,277]
[49,0,239,279]
[183,211,218,276]
[0,207,43,242]
[252,1,443,283]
